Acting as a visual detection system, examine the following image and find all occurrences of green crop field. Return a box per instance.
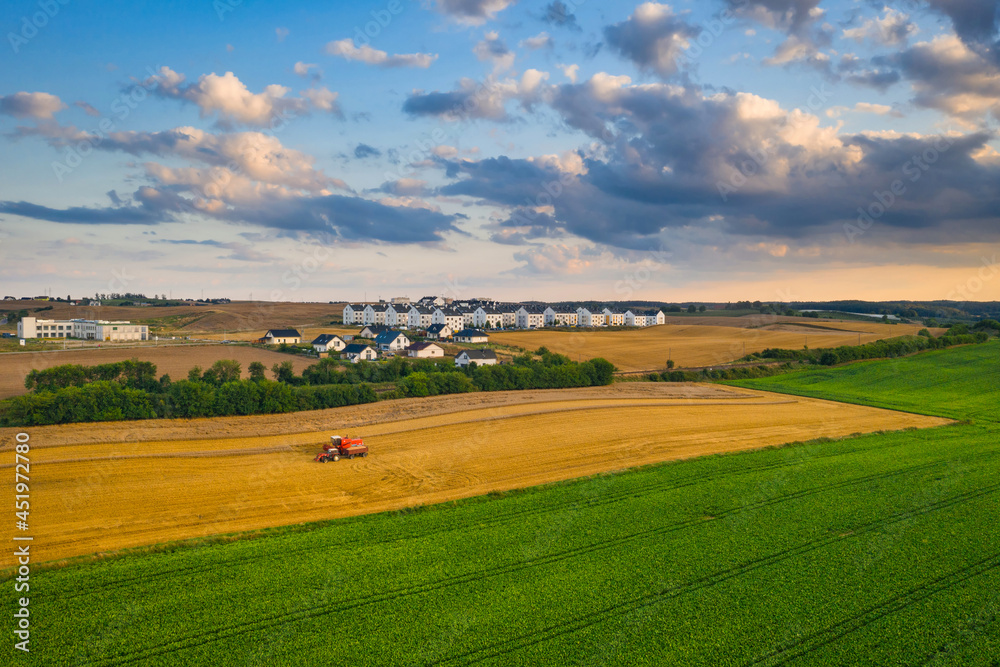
[7,343,1000,665]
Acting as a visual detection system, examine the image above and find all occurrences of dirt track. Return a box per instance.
[0,384,950,566]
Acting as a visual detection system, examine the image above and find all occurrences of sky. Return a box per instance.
[1,0,999,303]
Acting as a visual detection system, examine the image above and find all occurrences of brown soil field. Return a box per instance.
[0,345,315,399]
[488,322,936,371]
[0,383,949,565]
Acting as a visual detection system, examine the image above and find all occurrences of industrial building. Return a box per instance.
[17,317,148,341]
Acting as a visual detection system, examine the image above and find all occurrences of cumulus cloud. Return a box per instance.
[727,0,833,69]
[541,1,580,31]
[293,62,319,77]
[431,0,515,26]
[324,39,438,68]
[402,70,549,121]
[378,178,431,196]
[520,31,554,50]
[0,92,66,120]
[896,34,1000,123]
[557,63,580,82]
[354,143,382,159]
[474,31,515,72]
[142,67,340,126]
[512,244,597,274]
[434,74,1000,250]
[843,7,917,47]
[604,3,700,78]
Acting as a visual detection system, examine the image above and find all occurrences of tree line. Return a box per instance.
[0,351,615,427]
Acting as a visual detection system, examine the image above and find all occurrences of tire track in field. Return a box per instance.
[422,482,1000,667]
[47,444,949,604]
[743,554,1000,667]
[77,467,995,666]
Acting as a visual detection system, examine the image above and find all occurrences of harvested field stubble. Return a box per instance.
[0,345,315,399]
[488,321,937,371]
[1,383,948,565]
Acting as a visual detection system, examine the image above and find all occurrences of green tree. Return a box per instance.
[698,305,706,312]
[687,305,697,313]
[248,361,267,382]
[187,366,203,382]
[271,360,296,383]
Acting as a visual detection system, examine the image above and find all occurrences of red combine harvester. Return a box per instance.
[314,435,369,462]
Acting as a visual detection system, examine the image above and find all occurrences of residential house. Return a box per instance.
[577,308,606,327]
[603,308,627,327]
[312,334,346,353]
[384,303,411,329]
[407,342,444,358]
[425,323,453,340]
[454,328,490,344]
[375,330,411,352]
[358,325,390,339]
[362,304,386,326]
[342,343,378,363]
[407,305,436,329]
[474,305,504,329]
[516,305,546,329]
[263,329,302,344]
[497,304,517,328]
[342,304,366,325]
[432,307,465,332]
[544,307,579,327]
[418,295,445,306]
[455,349,498,367]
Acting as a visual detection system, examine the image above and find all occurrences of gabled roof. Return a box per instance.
[643,309,663,316]
[265,329,302,338]
[343,343,374,355]
[426,323,451,334]
[454,328,488,338]
[459,349,497,360]
[477,306,502,314]
[549,307,577,314]
[408,341,442,351]
[410,305,435,314]
[375,330,408,344]
[312,334,344,345]
[359,324,390,335]
[385,304,409,313]
[437,308,463,316]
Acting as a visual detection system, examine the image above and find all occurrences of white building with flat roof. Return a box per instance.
[17,317,148,341]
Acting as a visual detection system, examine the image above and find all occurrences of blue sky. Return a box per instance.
[1,0,999,302]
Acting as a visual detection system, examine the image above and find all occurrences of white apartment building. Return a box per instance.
[516,306,546,329]
[432,308,465,332]
[18,317,148,341]
[408,305,435,329]
[544,307,579,327]
[474,306,504,329]
[603,308,627,327]
[384,304,410,329]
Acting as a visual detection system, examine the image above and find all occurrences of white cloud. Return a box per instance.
[324,39,437,68]
[520,31,553,50]
[557,63,579,83]
[843,7,917,47]
[293,62,319,77]
[0,92,66,120]
[143,67,340,125]
[432,0,515,26]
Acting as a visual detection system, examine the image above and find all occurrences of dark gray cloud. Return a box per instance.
[604,4,701,78]
[434,80,1000,250]
[542,1,580,31]
[0,187,185,225]
[430,0,514,25]
[354,143,382,159]
[922,0,1000,57]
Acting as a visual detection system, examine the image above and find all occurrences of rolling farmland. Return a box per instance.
[5,343,997,666]
[487,321,936,371]
[0,384,946,565]
[0,345,317,400]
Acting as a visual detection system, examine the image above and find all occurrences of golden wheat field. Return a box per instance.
[488,321,937,371]
[0,384,949,566]
[0,345,317,399]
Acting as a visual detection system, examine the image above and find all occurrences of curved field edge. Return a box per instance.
[722,340,1000,422]
[7,420,998,666]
